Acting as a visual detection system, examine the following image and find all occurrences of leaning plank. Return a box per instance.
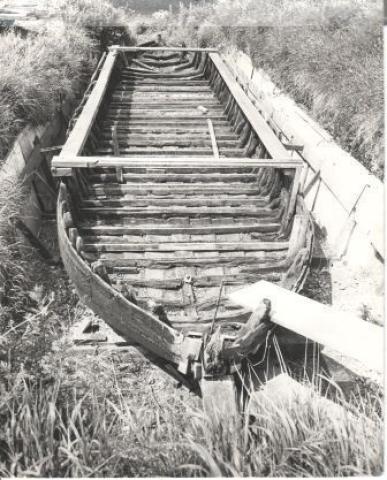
[52,155,302,169]
[229,281,383,373]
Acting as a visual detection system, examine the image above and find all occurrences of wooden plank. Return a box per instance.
[81,196,269,208]
[87,172,259,183]
[229,281,383,373]
[88,182,259,193]
[109,272,282,289]
[56,50,117,159]
[52,155,302,169]
[210,53,290,160]
[84,240,289,253]
[81,206,282,218]
[79,223,281,236]
[110,45,218,53]
[94,148,246,157]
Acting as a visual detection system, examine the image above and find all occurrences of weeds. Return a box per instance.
[134,0,383,177]
[0,347,383,476]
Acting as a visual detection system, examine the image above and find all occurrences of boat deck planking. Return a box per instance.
[54,46,314,390]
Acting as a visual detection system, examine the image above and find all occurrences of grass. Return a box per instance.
[0,336,383,476]
[0,24,95,162]
[132,0,383,178]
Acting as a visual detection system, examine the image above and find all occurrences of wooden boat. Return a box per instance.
[52,46,313,391]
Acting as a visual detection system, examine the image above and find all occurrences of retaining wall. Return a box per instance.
[222,48,384,271]
[0,97,75,236]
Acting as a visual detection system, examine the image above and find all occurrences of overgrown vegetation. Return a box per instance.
[131,0,383,177]
[0,25,94,161]
[0,326,383,476]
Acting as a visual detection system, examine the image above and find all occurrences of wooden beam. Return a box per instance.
[57,50,118,159]
[52,155,302,170]
[110,45,218,53]
[209,53,289,160]
[83,240,289,253]
[229,281,383,373]
[80,223,281,236]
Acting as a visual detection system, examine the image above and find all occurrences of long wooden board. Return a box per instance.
[52,155,302,171]
[229,281,383,373]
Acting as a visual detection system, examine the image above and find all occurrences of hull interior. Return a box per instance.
[62,50,313,335]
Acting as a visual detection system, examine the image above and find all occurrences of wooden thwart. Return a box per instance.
[52,155,302,170]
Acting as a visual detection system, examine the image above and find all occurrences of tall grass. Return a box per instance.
[0,350,383,476]
[0,24,95,161]
[135,0,383,177]
[53,0,130,28]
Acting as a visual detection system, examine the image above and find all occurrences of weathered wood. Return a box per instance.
[79,222,281,236]
[52,155,302,170]
[80,205,283,218]
[56,50,117,159]
[54,47,314,393]
[93,252,288,268]
[83,240,289,253]
[229,281,383,372]
[110,45,218,53]
[88,182,261,195]
[81,196,270,208]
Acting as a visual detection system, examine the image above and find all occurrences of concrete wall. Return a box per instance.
[221,48,384,271]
